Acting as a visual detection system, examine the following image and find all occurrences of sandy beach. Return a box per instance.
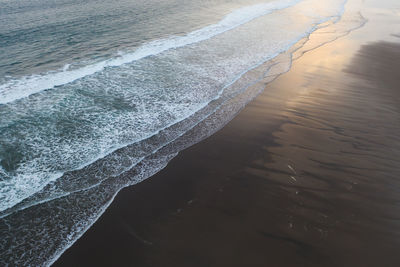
[54,1,400,266]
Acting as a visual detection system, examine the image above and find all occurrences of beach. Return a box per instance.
[53,1,400,266]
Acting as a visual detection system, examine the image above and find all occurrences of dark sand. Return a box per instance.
[55,4,400,267]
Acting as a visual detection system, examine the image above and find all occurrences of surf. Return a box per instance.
[0,0,302,105]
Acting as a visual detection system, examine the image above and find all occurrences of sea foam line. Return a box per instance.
[0,0,302,105]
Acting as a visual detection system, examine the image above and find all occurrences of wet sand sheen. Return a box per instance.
[55,9,400,267]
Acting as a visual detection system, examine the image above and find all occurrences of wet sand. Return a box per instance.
[54,3,400,267]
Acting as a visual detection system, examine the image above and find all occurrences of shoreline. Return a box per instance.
[54,1,400,266]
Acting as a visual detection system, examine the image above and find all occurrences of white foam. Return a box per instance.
[0,0,302,105]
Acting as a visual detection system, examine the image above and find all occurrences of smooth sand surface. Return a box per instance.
[55,2,400,266]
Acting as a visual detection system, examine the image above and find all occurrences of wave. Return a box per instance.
[0,0,302,105]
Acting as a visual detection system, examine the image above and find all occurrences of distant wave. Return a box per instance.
[0,0,301,105]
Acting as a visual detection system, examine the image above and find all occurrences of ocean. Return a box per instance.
[0,0,364,265]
